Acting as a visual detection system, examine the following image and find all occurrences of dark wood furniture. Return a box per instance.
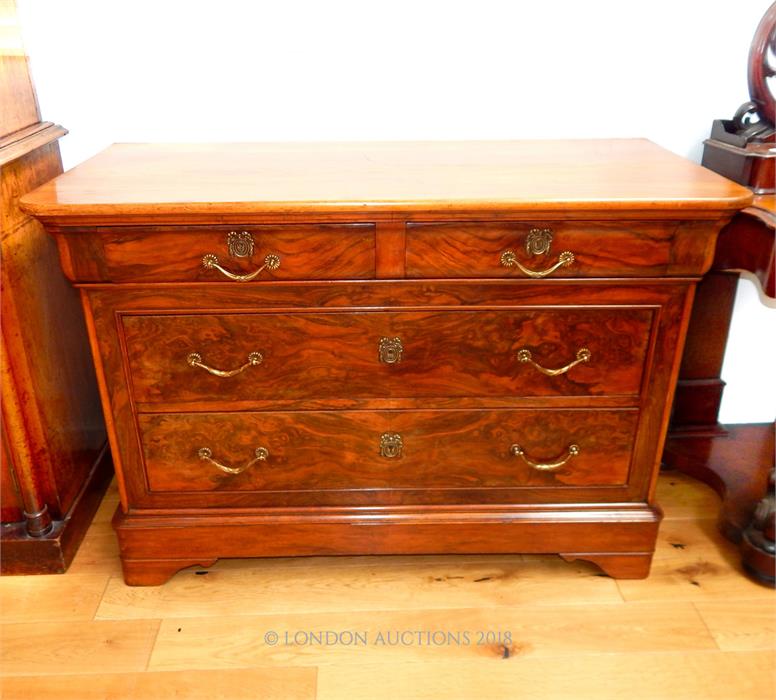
[701,4,775,195]
[664,4,775,586]
[0,0,110,574]
[20,140,751,585]
[664,195,775,585]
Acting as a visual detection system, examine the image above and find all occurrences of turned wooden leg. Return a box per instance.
[559,552,654,579]
[120,558,218,586]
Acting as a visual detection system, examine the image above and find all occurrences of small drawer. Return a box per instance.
[57,224,376,282]
[123,307,653,405]
[138,408,638,499]
[406,221,682,278]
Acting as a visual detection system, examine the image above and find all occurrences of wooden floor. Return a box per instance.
[1,472,774,700]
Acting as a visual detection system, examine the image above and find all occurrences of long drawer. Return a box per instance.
[56,224,376,283]
[123,307,653,404]
[406,221,696,278]
[138,408,639,497]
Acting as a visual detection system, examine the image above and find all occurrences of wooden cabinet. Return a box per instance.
[20,140,751,584]
[0,1,109,573]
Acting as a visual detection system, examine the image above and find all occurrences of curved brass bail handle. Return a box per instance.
[202,253,280,281]
[500,250,574,278]
[198,446,269,475]
[510,444,580,472]
[516,348,591,377]
[187,351,263,378]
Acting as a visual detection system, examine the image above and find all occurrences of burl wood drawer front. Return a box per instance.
[406,221,701,278]
[138,409,638,497]
[57,224,376,282]
[123,307,653,405]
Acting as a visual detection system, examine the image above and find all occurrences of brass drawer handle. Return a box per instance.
[510,443,580,471]
[202,253,280,281]
[500,250,574,278]
[516,347,591,376]
[198,446,269,475]
[187,351,263,377]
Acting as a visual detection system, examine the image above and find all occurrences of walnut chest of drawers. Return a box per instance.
[21,140,752,585]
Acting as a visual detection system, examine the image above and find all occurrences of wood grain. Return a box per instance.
[56,224,376,283]
[1,145,106,515]
[0,573,108,623]
[0,16,109,574]
[0,422,22,521]
[0,1,39,136]
[0,54,39,135]
[0,620,160,676]
[66,530,122,577]
[138,408,638,499]
[715,206,775,297]
[83,280,686,516]
[1,140,62,233]
[0,122,68,167]
[4,474,772,700]
[97,555,623,620]
[146,603,716,671]
[20,139,736,585]
[374,221,406,278]
[409,220,723,279]
[0,668,317,700]
[655,471,721,520]
[122,308,652,404]
[112,504,660,584]
[616,518,776,603]
[407,220,680,277]
[76,281,685,548]
[314,653,775,700]
[694,599,776,651]
[19,141,752,225]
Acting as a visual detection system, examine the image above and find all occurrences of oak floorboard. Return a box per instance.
[65,530,123,577]
[3,473,771,700]
[314,652,776,700]
[0,620,160,676]
[96,556,622,621]
[616,518,774,602]
[655,470,721,520]
[0,573,108,623]
[694,599,776,651]
[0,667,317,700]
[147,603,716,671]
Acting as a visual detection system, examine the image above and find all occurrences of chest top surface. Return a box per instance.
[19,139,751,225]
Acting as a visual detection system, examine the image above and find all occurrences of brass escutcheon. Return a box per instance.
[525,227,554,256]
[227,230,255,258]
[378,337,403,364]
[379,433,403,459]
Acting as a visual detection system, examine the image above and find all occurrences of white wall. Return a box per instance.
[16,0,776,423]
